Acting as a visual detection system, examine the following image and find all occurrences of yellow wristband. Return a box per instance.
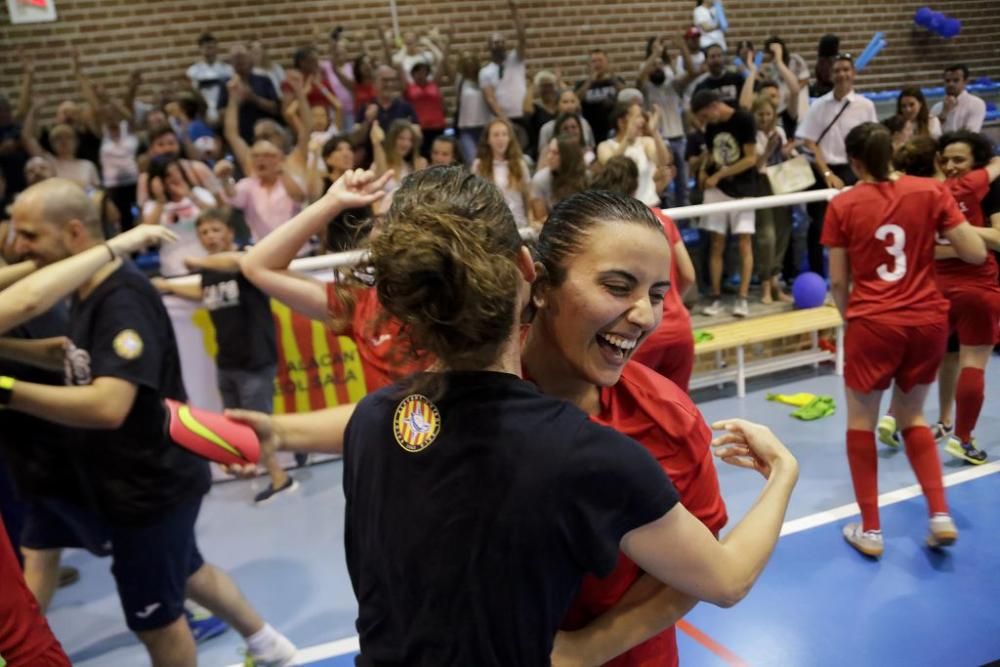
[0,376,15,409]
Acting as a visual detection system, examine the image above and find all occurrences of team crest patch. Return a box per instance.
[112,329,143,360]
[393,394,441,453]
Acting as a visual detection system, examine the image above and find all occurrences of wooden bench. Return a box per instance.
[690,306,844,396]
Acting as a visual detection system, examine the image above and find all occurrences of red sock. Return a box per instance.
[954,367,985,443]
[846,430,880,531]
[901,426,948,516]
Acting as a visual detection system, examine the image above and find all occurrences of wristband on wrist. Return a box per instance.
[0,376,15,409]
[103,242,117,261]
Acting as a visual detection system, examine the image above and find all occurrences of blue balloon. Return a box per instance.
[792,272,827,309]
[940,18,961,38]
[928,11,945,33]
[914,7,934,28]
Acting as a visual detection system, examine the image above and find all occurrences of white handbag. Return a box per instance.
[765,156,817,195]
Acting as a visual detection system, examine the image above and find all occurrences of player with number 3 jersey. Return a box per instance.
[822,123,986,558]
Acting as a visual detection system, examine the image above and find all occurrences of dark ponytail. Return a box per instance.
[845,122,893,182]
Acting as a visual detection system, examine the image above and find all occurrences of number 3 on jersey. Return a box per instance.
[876,223,907,282]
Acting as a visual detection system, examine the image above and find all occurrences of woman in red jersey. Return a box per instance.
[591,156,698,392]
[523,189,725,667]
[241,171,431,393]
[821,123,986,558]
[930,132,1000,464]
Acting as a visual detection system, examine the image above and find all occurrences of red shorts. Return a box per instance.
[942,285,1000,347]
[631,327,695,393]
[845,318,948,393]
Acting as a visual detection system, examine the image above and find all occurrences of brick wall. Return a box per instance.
[2,0,999,120]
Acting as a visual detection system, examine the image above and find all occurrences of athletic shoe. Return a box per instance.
[294,452,310,467]
[243,633,297,667]
[929,421,954,442]
[254,478,299,504]
[842,523,884,558]
[876,415,900,448]
[701,299,723,316]
[926,513,958,549]
[732,298,749,318]
[185,604,229,643]
[944,436,988,465]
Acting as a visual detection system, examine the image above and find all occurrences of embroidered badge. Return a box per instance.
[112,329,143,360]
[393,394,441,453]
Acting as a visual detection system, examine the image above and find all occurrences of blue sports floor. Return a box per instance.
[48,366,1000,667]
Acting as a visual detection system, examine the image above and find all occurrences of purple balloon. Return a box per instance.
[792,272,827,309]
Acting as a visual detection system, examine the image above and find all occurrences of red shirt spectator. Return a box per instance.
[405,79,447,131]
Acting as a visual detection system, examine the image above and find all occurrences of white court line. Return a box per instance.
[226,460,1000,667]
[780,459,1000,536]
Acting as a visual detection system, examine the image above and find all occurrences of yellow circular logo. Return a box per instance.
[112,329,144,360]
[393,394,441,453]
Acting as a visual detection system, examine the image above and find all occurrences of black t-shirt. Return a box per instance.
[693,71,746,106]
[0,121,29,198]
[579,77,625,143]
[343,371,678,665]
[40,125,101,169]
[66,261,210,523]
[0,306,89,502]
[982,178,1000,220]
[220,73,283,145]
[355,97,417,167]
[202,269,277,370]
[705,109,760,198]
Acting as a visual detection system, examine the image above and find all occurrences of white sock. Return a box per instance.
[246,623,281,655]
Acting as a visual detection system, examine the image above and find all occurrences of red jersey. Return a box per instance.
[651,209,692,343]
[326,283,431,392]
[404,81,447,130]
[0,516,70,666]
[561,362,727,667]
[936,169,999,287]
[355,83,377,112]
[821,175,960,326]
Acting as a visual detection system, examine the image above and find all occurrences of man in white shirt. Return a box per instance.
[796,53,877,274]
[479,0,528,123]
[186,33,234,127]
[931,64,987,133]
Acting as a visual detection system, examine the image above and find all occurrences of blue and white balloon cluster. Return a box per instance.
[914,7,962,39]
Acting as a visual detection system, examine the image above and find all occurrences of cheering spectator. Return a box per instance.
[754,37,808,137]
[351,65,417,168]
[186,32,233,126]
[143,154,215,275]
[598,102,671,207]
[692,44,744,105]
[550,112,596,166]
[389,26,452,157]
[474,118,530,228]
[136,126,220,206]
[371,119,427,209]
[530,136,588,226]
[931,64,986,133]
[391,29,444,84]
[676,27,706,84]
[307,135,353,201]
[693,0,727,51]
[796,53,877,275]
[320,27,357,130]
[70,49,140,231]
[810,34,839,98]
[455,51,491,164]
[537,90,596,153]
[283,46,341,125]
[250,39,286,97]
[225,45,282,146]
[21,103,100,190]
[691,89,760,318]
[480,0,529,125]
[522,70,561,158]
[219,77,308,242]
[576,50,625,143]
[639,36,692,205]
[897,86,942,143]
[752,95,795,304]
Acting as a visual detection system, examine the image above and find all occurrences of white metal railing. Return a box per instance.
[165,188,842,285]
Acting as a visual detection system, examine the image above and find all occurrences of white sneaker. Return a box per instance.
[701,299,723,316]
[732,298,749,318]
[842,522,884,558]
[926,513,958,549]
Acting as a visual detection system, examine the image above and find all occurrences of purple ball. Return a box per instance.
[792,272,827,309]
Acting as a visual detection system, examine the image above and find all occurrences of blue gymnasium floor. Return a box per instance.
[49,367,1000,667]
